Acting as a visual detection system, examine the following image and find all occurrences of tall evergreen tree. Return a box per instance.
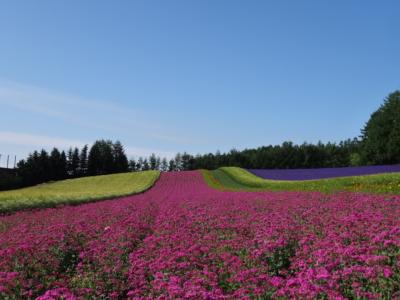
[67,148,74,176]
[168,159,176,172]
[87,140,114,175]
[174,153,182,171]
[361,91,400,164]
[39,149,50,182]
[128,159,137,172]
[59,151,68,179]
[112,141,129,173]
[137,157,144,171]
[79,145,89,176]
[156,156,161,171]
[149,153,157,170]
[49,148,67,180]
[142,158,150,171]
[161,157,168,172]
[49,148,61,180]
[181,152,193,170]
[71,148,80,177]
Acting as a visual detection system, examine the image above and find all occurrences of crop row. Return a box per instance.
[0,171,160,214]
[0,171,399,299]
[205,167,400,194]
[248,164,400,181]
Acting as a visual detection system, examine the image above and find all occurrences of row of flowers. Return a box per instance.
[1,171,399,299]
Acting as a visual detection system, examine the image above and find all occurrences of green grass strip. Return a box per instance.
[0,171,160,214]
[202,167,400,194]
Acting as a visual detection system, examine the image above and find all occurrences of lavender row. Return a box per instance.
[247,164,400,180]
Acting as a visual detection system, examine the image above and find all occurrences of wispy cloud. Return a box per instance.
[0,131,175,159]
[0,131,86,149]
[0,80,192,144]
[125,147,175,159]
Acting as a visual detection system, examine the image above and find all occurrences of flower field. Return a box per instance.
[1,171,399,299]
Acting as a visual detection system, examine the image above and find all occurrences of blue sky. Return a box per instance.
[0,1,399,166]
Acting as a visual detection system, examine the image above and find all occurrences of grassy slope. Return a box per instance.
[0,171,160,213]
[202,167,400,194]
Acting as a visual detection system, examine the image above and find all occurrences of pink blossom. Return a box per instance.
[0,171,399,298]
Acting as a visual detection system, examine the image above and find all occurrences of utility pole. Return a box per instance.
[14,155,17,168]
[7,155,9,169]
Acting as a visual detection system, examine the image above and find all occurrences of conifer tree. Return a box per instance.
[161,157,168,172]
[174,153,182,171]
[79,145,89,176]
[128,159,137,171]
[137,157,144,171]
[168,159,176,172]
[71,148,80,177]
[112,141,129,173]
[149,153,157,170]
[87,140,114,175]
[361,91,400,164]
[156,156,161,170]
[142,158,150,171]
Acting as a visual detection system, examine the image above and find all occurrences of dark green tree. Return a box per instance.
[71,148,80,177]
[156,156,161,170]
[112,141,129,173]
[174,153,182,171]
[142,158,150,171]
[137,157,144,171]
[181,152,194,170]
[129,159,137,171]
[168,159,176,171]
[50,148,67,180]
[87,140,114,175]
[361,91,400,164]
[149,153,157,170]
[161,157,168,172]
[39,149,51,182]
[79,145,89,176]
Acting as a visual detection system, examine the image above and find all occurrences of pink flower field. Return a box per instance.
[1,171,399,299]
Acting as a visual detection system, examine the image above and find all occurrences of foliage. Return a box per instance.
[0,169,22,191]
[112,141,129,173]
[361,91,400,164]
[17,148,69,186]
[87,140,115,175]
[203,167,400,194]
[0,171,159,213]
[182,139,361,170]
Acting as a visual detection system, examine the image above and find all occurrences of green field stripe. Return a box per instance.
[0,171,160,214]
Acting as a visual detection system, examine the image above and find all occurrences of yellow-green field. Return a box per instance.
[203,167,400,194]
[0,171,160,213]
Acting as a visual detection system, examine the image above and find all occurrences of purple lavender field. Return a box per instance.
[247,165,400,181]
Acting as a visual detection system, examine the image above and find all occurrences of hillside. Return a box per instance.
[0,170,160,213]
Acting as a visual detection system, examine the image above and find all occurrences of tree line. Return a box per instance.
[0,140,192,190]
[188,91,400,169]
[14,140,130,187]
[187,139,362,170]
[1,90,399,190]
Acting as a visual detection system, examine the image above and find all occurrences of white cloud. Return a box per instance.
[0,131,175,160]
[125,146,175,159]
[0,80,192,144]
[0,131,86,149]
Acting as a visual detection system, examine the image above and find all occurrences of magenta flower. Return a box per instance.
[0,171,399,298]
